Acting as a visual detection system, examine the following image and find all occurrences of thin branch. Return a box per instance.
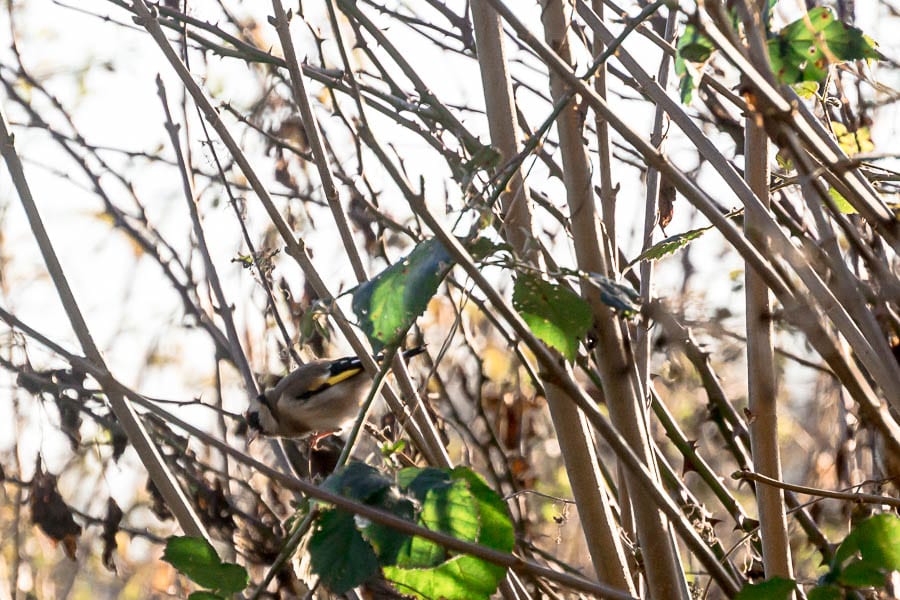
[129,0,445,467]
[0,107,209,541]
[156,76,257,397]
[734,471,900,509]
[0,304,637,600]
[269,0,367,282]
[402,171,743,595]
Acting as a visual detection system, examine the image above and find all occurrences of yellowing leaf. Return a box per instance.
[828,187,858,214]
[832,122,874,156]
[792,81,819,98]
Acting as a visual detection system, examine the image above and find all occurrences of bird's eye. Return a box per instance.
[247,411,262,431]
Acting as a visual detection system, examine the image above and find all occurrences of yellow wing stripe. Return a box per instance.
[294,367,365,400]
[324,367,364,387]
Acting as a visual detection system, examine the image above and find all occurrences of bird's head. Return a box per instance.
[245,393,278,443]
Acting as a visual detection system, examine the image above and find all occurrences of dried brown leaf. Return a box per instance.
[30,460,81,560]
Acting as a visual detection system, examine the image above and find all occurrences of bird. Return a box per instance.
[246,346,425,441]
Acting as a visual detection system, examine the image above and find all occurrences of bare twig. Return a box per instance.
[0,303,636,600]
[734,471,900,509]
[0,107,209,540]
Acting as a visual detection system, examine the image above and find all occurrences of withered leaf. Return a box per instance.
[658,175,676,231]
[102,498,124,572]
[194,479,236,536]
[56,396,82,450]
[111,426,128,462]
[146,478,173,521]
[30,460,81,560]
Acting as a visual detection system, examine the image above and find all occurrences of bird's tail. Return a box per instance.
[374,345,426,363]
[327,346,426,377]
[399,345,426,361]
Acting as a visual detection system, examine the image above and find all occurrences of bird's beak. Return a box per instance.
[244,410,261,446]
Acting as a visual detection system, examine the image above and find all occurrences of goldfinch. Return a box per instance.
[246,347,425,440]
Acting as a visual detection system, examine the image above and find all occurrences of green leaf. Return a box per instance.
[352,238,454,351]
[163,536,219,582]
[188,593,225,600]
[386,554,505,600]
[385,467,514,600]
[393,526,447,569]
[380,438,407,458]
[629,226,712,265]
[834,523,862,566]
[467,237,512,261]
[847,513,900,571]
[512,274,592,361]
[678,24,714,62]
[838,559,888,587]
[321,464,416,567]
[827,187,857,214]
[807,585,843,600]
[449,467,515,553]
[734,576,797,600]
[402,468,514,557]
[232,254,253,268]
[829,514,900,593]
[453,143,502,188]
[421,478,481,544]
[792,81,819,98]
[322,462,394,504]
[208,563,250,596]
[675,24,715,104]
[393,470,476,570]
[775,149,795,172]
[162,536,248,596]
[362,494,416,566]
[400,467,452,502]
[298,299,330,344]
[676,60,695,104]
[768,7,879,84]
[309,463,515,600]
[465,144,502,173]
[585,273,640,317]
[309,509,381,594]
